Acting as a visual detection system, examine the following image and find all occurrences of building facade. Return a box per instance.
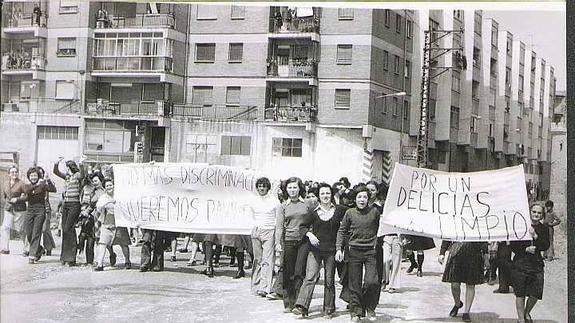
[1,2,557,192]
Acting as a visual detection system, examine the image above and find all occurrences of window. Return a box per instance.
[384,10,391,26]
[197,5,216,20]
[430,19,439,42]
[474,12,482,35]
[404,60,411,78]
[506,36,512,55]
[55,81,75,100]
[230,5,245,19]
[192,86,213,107]
[394,55,400,74]
[383,50,389,70]
[473,47,480,68]
[452,71,461,92]
[505,96,510,111]
[505,67,511,87]
[403,100,409,119]
[292,45,309,60]
[335,89,351,108]
[489,123,494,137]
[37,126,78,140]
[406,20,413,38]
[85,120,135,154]
[57,38,76,56]
[59,0,78,14]
[470,116,478,133]
[338,8,354,20]
[226,87,241,107]
[519,75,524,93]
[196,43,215,62]
[395,14,402,33]
[454,10,463,21]
[185,135,217,163]
[336,44,352,64]
[272,138,302,157]
[450,106,460,129]
[491,26,498,46]
[228,43,243,62]
[393,97,399,116]
[221,136,251,156]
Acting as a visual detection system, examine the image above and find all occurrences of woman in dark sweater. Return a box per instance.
[438,240,488,322]
[511,203,550,323]
[336,186,381,322]
[275,177,314,313]
[24,167,56,263]
[293,183,348,318]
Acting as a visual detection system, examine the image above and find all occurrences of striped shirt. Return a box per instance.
[53,163,82,203]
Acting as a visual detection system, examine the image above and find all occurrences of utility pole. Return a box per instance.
[416,27,465,169]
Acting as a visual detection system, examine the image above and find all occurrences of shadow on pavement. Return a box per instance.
[400,312,559,323]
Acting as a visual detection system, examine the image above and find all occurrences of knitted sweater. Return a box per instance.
[336,206,380,250]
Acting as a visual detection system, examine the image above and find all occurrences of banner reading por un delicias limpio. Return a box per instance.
[113,163,265,234]
[378,163,531,241]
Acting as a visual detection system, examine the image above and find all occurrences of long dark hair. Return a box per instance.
[284,177,306,199]
[66,160,79,174]
[317,182,335,204]
[26,166,41,183]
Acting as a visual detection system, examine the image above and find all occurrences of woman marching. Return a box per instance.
[275,177,314,313]
[336,185,381,322]
[53,157,85,266]
[1,165,28,255]
[438,240,488,322]
[93,178,132,271]
[510,202,550,323]
[24,167,56,263]
[293,183,348,318]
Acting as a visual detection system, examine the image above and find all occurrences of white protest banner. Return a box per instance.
[113,163,268,234]
[378,163,531,241]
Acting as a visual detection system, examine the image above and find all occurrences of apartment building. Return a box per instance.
[0,2,557,193]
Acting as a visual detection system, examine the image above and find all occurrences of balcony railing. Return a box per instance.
[172,104,258,121]
[92,57,173,73]
[95,13,175,29]
[2,53,46,71]
[85,100,164,116]
[3,12,47,29]
[269,15,320,34]
[264,105,317,122]
[1,99,80,114]
[267,60,318,78]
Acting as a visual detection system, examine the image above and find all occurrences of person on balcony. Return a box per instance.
[33,4,41,26]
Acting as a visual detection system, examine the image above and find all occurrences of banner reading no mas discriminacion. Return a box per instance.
[113,163,269,235]
[378,163,532,242]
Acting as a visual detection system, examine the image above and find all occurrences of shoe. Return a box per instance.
[152,266,162,272]
[45,250,52,256]
[266,292,279,300]
[234,270,245,279]
[493,288,510,294]
[388,288,397,294]
[204,266,214,277]
[524,313,533,323]
[110,253,117,266]
[187,260,197,267]
[93,266,104,272]
[28,258,36,264]
[462,313,471,322]
[291,307,303,315]
[22,251,29,257]
[406,265,416,273]
[449,301,463,317]
[417,270,423,277]
[257,291,267,297]
[350,316,361,322]
[171,255,177,262]
[283,307,294,314]
[366,309,376,321]
[125,262,132,270]
[140,267,149,272]
[178,248,189,253]
[0,250,10,255]
[325,311,334,319]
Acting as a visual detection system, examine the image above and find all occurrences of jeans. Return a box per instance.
[140,230,165,270]
[376,236,385,283]
[41,208,56,252]
[383,235,402,289]
[251,227,275,294]
[60,202,81,263]
[25,204,46,260]
[347,247,381,317]
[296,250,336,313]
[282,239,310,309]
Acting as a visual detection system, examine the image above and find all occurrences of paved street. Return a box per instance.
[0,237,567,323]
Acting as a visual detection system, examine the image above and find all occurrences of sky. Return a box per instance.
[481,10,565,92]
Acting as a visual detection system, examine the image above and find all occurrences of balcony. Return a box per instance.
[269,7,320,41]
[2,5,48,38]
[1,52,46,79]
[267,59,318,83]
[1,99,80,114]
[92,57,175,81]
[264,105,317,122]
[95,12,175,29]
[171,104,258,121]
[85,99,167,118]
